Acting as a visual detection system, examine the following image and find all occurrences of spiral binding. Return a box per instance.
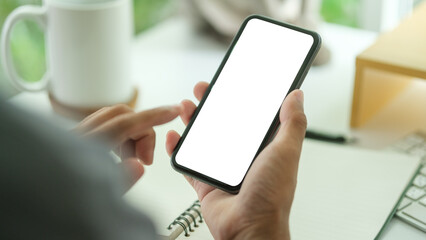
[167,200,203,237]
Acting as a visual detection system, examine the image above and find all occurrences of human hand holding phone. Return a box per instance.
[170,16,319,193]
[166,82,307,240]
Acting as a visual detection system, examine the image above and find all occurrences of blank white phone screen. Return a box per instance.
[175,18,314,187]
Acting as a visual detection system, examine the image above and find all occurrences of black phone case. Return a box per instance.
[171,15,321,194]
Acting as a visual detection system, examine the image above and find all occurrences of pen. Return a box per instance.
[305,130,355,144]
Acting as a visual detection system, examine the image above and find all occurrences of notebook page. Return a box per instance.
[290,139,420,240]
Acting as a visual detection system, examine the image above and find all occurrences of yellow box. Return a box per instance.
[350,2,426,127]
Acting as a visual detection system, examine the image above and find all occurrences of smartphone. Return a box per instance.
[171,15,321,193]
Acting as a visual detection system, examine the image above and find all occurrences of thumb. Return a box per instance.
[240,90,306,201]
[274,90,307,147]
[268,90,307,176]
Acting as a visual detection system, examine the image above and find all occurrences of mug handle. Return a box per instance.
[1,5,49,92]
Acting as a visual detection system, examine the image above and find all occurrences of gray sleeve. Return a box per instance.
[0,102,157,240]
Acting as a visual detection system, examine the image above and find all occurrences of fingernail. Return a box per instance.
[295,90,304,109]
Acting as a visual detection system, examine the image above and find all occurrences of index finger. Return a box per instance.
[88,105,182,144]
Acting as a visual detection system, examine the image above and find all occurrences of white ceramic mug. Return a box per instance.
[1,0,134,108]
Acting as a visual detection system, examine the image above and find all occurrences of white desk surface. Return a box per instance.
[10,16,425,239]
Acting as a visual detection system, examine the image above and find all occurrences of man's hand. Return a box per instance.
[166,82,306,240]
[75,104,181,191]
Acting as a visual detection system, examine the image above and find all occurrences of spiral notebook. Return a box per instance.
[157,200,212,240]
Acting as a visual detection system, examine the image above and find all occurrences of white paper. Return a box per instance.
[290,140,420,240]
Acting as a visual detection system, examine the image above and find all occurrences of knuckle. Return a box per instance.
[97,106,111,113]
[144,127,156,139]
[273,143,300,163]
[289,111,307,130]
[111,104,132,115]
[113,113,134,134]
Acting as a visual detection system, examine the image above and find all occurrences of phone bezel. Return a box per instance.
[171,15,321,193]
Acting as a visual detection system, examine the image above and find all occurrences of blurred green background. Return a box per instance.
[0,0,365,98]
[321,0,360,28]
